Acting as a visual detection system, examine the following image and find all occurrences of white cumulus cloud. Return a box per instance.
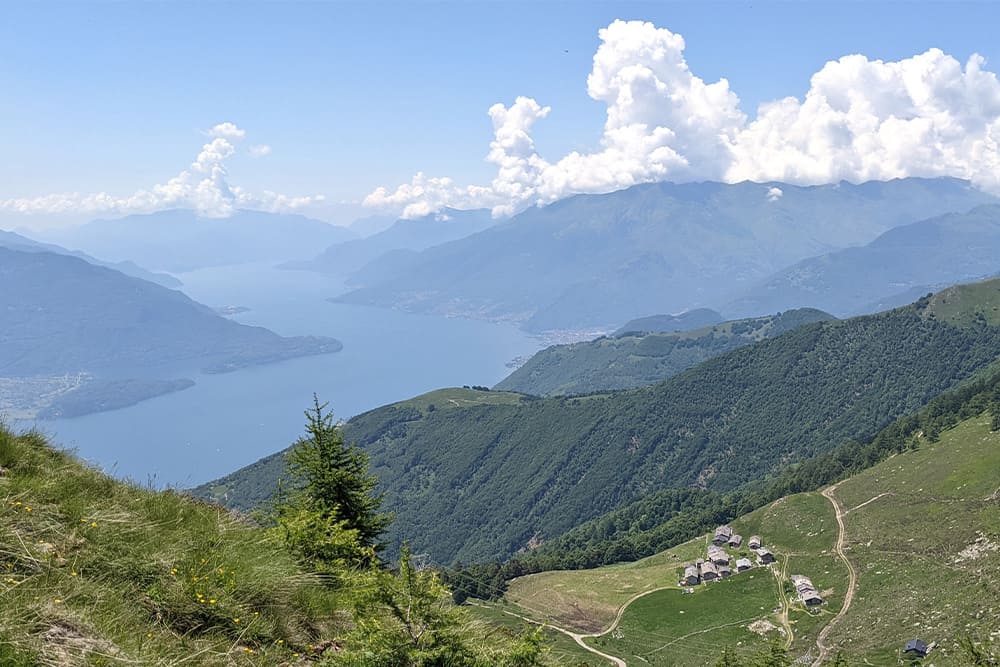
[728,49,1000,190]
[248,144,272,158]
[365,19,1000,218]
[766,187,783,202]
[1,123,320,219]
[205,122,246,140]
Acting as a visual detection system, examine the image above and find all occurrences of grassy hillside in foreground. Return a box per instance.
[0,426,348,666]
[0,424,559,666]
[495,308,834,396]
[198,279,1000,565]
[500,411,1000,666]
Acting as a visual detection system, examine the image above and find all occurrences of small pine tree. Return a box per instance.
[279,396,391,567]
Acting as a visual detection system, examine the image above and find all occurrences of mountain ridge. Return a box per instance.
[0,246,341,418]
[45,208,356,272]
[727,203,1000,317]
[331,177,995,332]
[496,308,835,396]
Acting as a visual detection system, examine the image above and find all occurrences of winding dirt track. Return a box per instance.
[811,483,857,667]
[482,585,681,666]
[485,605,627,667]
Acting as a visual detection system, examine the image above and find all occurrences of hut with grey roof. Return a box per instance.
[708,545,730,565]
[712,525,733,545]
[791,574,823,606]
[756,547,776,564]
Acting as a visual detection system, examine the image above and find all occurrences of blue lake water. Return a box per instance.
[32,263,543,488]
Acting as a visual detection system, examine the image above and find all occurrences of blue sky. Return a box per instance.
[3,1,1000,226]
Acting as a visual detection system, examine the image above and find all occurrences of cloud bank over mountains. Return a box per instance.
[367,19,1000,218]
[6,20,1000,223]
[0,123,318,219]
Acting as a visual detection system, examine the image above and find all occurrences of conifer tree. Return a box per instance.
[280,395,391,567]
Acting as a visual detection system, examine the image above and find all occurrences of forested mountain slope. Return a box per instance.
[496,308,834,396]
[501,377,1000,666]
[333,178,994,332]
[198,280,1000,565]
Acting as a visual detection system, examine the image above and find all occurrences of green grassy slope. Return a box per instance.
[920,277,1000,327]
[502,407,1000,666]
[495,308,834,396]
[615,308,724,335]
[0,426,349,666]
[199,281,1000,565]
[824,412,1000,664]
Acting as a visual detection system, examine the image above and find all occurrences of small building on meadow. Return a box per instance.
[791,574,823,606]
[683,565,700,586]
[736,558,753,573]
[713,525,733,545]
[904,639,928,658]
[701,561,720,581]
[719,564,733,578]
[708,545,730,565]
[756,547,776,564]
[748,535,762,549]
[801,590,823,606]
[728,534,743,548]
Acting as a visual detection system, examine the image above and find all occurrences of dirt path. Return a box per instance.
[480,585,677,667]
[811,483,857,667]
[481,604,626,667]
[773,556,794,648]
[845,492,891,515]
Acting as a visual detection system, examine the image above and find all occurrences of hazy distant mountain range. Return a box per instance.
[285,208,494,278]
[331,178,996,332]
[0,247,341,418]
[0,229,181,288]
[44,209,356,273]
[725,203,1000,317]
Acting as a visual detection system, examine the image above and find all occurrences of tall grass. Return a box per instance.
[0,424,355,666]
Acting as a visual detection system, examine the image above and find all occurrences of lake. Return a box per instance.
[31,263,543,488]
